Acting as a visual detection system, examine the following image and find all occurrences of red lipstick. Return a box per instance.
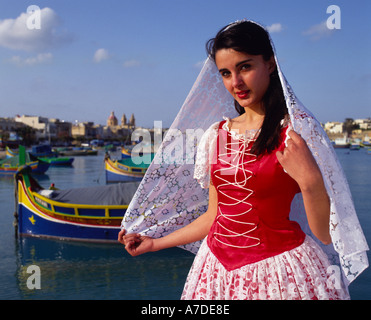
[236,90,250,99]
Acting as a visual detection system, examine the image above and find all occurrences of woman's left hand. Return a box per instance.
[276,130,322,190]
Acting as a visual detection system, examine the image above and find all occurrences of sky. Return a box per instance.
[0,0,370,128]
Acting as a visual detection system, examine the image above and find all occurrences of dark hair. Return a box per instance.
[206,21,287,156]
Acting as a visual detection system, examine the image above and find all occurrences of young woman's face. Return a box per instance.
[215,48,275,113]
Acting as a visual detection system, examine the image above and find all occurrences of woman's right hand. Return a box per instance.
[119,229,155,256]
[118,228,127,245]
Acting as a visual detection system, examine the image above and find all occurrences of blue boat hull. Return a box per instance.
[105,169,143,183]
[33,162,50,174]
[0,161,49,175]
[18,202,120,242]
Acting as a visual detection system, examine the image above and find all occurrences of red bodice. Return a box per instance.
[207,121,305,271]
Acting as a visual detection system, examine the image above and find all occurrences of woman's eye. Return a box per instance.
[241,64,251,70]
[220,71,230,77]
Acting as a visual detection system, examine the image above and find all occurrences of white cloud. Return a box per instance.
[0,7,72,52]
[303,21,335,40]
[123,59,141,68]
[93,48,109,63]
[267,23,283,33]
[9,52,53,66]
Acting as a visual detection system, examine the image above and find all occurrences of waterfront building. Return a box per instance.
[0,117,26,133]
[324,121,343,134]
[71,122,97,140]
[354,118,371,130]
[15,115,57,141]
[49,118,72,141]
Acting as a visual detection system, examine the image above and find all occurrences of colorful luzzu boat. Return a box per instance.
[6,146,74,166]
[1,148,49,175]
[105,153,154,183]
[14,147,140,243]
[121,146,133,159]
[121,145,155,159]
[38,156,74,166]
[6,146,18,158]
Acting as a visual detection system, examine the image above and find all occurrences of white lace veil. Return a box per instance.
[121,20,368,287]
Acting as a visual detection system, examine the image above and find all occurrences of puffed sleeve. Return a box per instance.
[193,121,219,188]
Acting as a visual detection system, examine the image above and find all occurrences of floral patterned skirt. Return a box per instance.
[181,236,350,300]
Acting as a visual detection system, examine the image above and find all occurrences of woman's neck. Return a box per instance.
[231,107,265,133]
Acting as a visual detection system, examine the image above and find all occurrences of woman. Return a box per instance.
[119,20,368,300]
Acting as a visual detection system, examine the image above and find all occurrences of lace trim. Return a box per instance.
[221,116,261,141]
[193,122,219,188]
[221,115,290,141]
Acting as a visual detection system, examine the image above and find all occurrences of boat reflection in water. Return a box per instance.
[15,236,194,299]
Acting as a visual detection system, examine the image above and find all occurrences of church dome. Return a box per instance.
[107,111,118,126]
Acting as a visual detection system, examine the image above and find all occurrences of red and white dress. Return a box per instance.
[181,119,350,300]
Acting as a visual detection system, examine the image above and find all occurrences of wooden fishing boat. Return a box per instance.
[30,144,58,158]
[38,157,74,166]
[121,146,133,159]
[105,153,153,183]
[6,146,18,158]
[14,160,140,243]
[349,143,361,151]
[6,146,74,166]
[1,147,49,175]
[121,145,155,159]
[55,147,98,156]
[333,136,350,148]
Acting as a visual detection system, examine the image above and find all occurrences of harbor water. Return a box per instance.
[0,149,370,300]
